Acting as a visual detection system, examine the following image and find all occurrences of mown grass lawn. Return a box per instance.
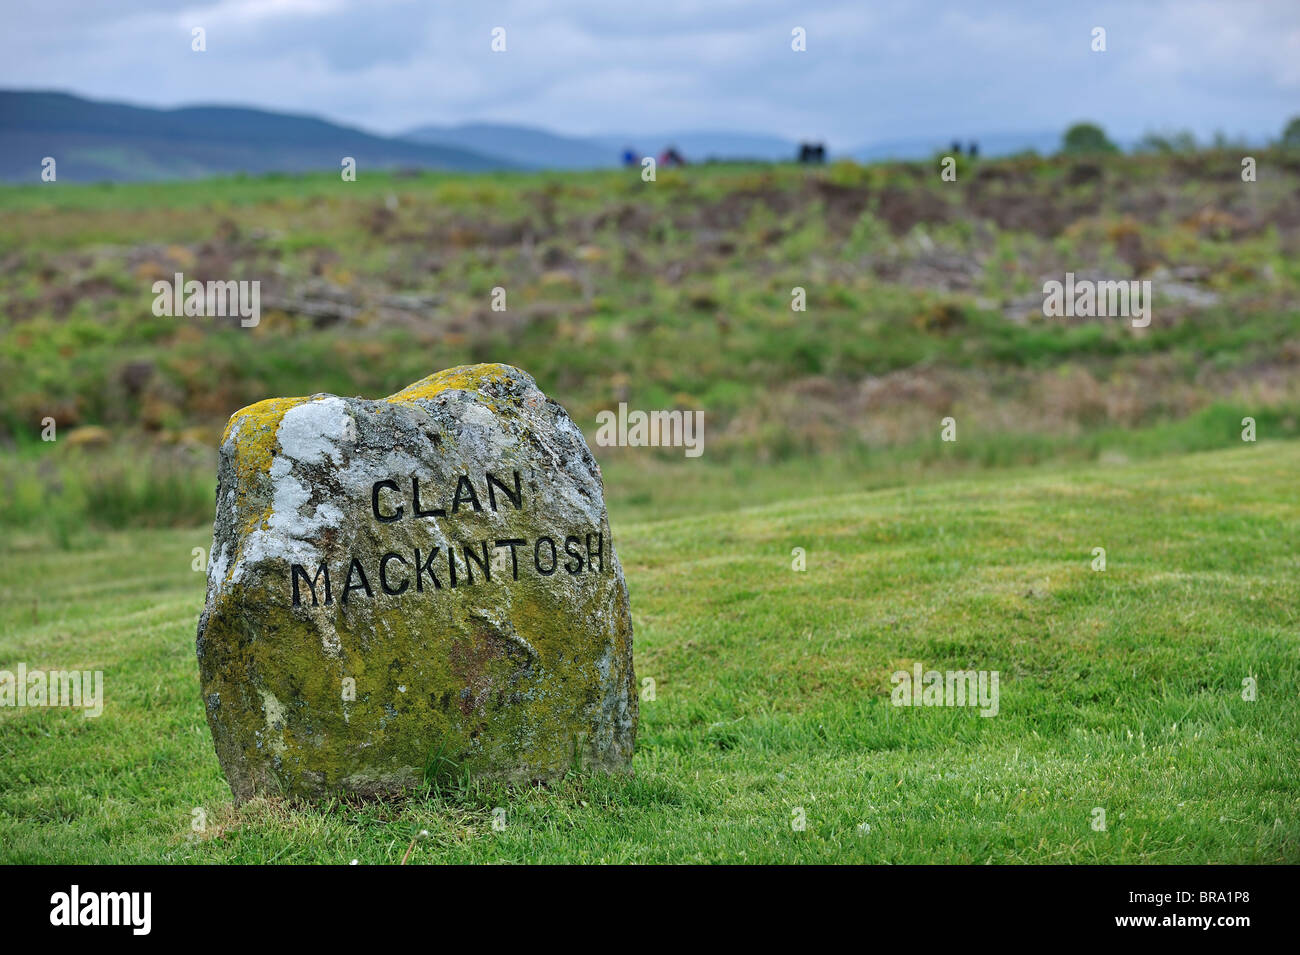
[1,441,1297,863]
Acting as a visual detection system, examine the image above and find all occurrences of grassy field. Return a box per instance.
[1,441,1296,863]
[4,151,1300,529]
[2,151,1298,862]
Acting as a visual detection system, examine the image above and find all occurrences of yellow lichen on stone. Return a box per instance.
[385,363,518,408]
[222,395,311,480]
[220,396,310,548]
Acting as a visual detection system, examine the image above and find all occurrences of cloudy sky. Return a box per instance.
[4,0,1298,147]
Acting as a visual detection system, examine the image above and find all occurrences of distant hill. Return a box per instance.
[595,131,804,163]
[405,125,809,168]
[404,122,614,170]
[847,129,1159,161]
[850,130,1066,161]
[0,91,516,182]
[0,90,1181,185]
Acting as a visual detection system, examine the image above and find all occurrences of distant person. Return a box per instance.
[968,141,979,158]
[621,147,638,167]
[951,140,963,155]
[660,146,685,167]
[798,142,826,163]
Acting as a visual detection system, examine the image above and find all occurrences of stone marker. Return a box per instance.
[196,364,636,801]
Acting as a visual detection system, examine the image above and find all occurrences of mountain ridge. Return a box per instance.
[1,89,1176,183]
[0,90,516,182]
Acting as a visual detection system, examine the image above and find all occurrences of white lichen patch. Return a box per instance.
[257,688,289,755]
[278,396,352,466]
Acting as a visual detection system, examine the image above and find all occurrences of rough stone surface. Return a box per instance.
[196,363,636,801]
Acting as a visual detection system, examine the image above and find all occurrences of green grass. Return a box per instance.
[4,397,1297,535]
[2,441,1296,863]
[2,148,1297,863]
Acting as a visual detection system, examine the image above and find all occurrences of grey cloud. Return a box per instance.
[0,0,1296,146]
